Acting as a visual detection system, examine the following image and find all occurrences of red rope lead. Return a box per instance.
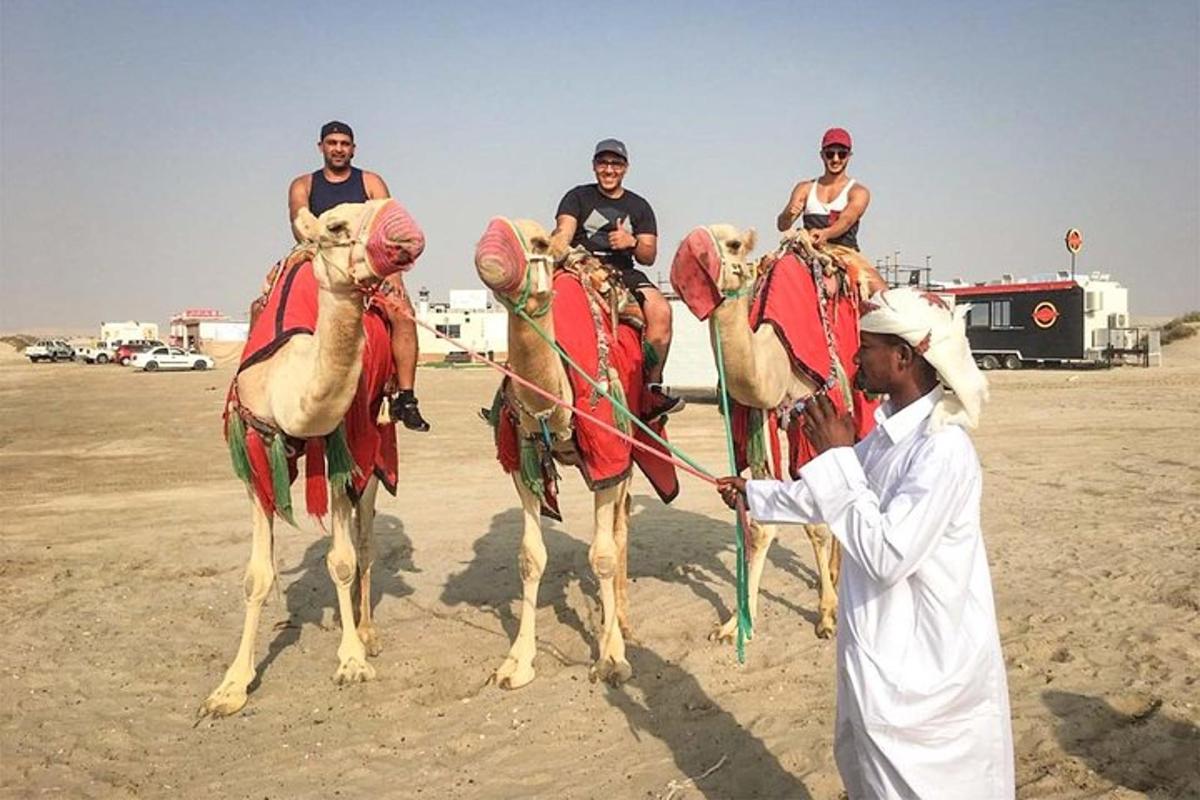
[388,299,718,487]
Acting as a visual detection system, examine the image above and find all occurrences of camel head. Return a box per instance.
[474,217,555,315]
[293,199,425,293]
[669,225,757,321]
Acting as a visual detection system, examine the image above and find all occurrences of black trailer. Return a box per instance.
[941,280,1087,369]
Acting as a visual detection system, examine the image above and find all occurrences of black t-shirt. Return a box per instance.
[556,184,657,272]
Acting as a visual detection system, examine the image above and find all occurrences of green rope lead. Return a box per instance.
[712,320,752,663]
[513,305,713,480]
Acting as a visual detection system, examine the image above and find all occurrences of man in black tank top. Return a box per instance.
[287,121,431,432]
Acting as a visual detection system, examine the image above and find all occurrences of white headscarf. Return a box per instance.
[860,286,989,430]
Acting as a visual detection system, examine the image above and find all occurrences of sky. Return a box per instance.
[1,0,1197,332]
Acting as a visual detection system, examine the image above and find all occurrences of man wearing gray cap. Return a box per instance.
[285,121,430,432]
[550,138,681,418]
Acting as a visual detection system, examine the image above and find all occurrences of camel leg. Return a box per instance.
[494,476,546,690]
[328,486,376,684]
[806,523,837,639]
[589,483,632,686]
[710,519,775,644]
[614,487,633,641]
[352,477,381,657]
[199,491,275,718]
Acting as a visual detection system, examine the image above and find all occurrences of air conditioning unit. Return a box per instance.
[1108,313,1128,328]
[1085,291,1102,312]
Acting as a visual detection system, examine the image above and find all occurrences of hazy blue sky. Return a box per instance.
[2,0,1197,330]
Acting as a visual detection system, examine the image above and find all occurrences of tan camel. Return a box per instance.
[474,217,634,689]
[697,225,842,642]
[199,199,424,717]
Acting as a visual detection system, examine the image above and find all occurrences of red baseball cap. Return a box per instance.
[821,127,853,150]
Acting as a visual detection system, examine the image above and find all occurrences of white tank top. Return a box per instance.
[804,178,856,215]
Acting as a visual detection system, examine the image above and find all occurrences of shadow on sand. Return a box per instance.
[249,512,417,690]
[1043,690,1200,796]
[440,493,814,799]
[440,493,824,644]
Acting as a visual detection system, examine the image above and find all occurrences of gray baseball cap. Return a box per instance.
[593,138,628,160]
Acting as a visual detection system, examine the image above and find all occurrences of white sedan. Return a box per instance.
[129,346,215,372]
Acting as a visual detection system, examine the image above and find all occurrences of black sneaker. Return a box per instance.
[643,385,685,420]
[391,392,431,432]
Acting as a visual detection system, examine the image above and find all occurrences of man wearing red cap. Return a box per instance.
[285,121,431,432]
[777,127,885,294]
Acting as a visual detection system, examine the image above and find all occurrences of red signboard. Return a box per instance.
[1033,301,1060,328]
[1064,229,1083,254]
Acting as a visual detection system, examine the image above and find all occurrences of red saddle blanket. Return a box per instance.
[734,253,877,476]
[494,269,678,509]
[230,259,397,518]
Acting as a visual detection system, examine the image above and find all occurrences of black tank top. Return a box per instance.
[309,168,368,216]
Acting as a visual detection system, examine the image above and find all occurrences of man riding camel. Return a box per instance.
[777,127,887,296]
[549,138,682,420]
[286,120,430,432]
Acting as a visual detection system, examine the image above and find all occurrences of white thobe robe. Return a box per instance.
[747,386,1014,799]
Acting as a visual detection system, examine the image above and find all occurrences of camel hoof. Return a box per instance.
[333,656,377,685]
[493,657,536,690]
[358,626,382,658]
[198,681,248,719]
[709,616,753,645]
[589,657,632,687]
[815,620,836,639]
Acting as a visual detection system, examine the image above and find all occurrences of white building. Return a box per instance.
[169,309,248,349]
[415,289,508,362]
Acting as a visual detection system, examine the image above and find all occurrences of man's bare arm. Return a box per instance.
[288,174,311,241]
[633,234,657,266]
[549,214,577,259]
[777,181,810,232]
[364,172,391,199]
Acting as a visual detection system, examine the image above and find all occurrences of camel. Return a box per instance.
[679,225,844,642]
[199,199,424,718]
[473,217,635,689]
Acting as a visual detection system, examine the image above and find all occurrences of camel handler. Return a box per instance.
[717,286,1013,799]
[777,127,887,297]
[549,138,683,420]
[286,120,431,432]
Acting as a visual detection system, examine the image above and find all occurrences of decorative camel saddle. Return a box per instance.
[485,242,679,519]
[224,201,422,522]
[673,229,878,477]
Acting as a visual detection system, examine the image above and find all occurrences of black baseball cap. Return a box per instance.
[320,120,354,141]
[593,138,628,161]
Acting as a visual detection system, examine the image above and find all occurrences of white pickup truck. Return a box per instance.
[74,343,117,364]
[25,340,75,363]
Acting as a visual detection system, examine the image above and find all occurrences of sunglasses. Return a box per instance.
[593,159,627,169]
[822,148,850,160]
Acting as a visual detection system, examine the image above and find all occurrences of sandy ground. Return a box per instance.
[1,335,1197,800]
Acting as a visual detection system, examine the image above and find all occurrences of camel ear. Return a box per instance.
[742,228,757,255]
[292,208,320,242]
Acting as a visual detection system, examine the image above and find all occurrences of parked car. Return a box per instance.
[25,340,74,362]
[129,346,215,371]
[114,340,165,366]
[75,343,116,364]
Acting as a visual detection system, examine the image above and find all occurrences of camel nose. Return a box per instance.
[475,218,527,294]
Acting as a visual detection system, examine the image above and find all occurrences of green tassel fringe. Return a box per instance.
[519,438,544,500]
[642,340,660,371]
[326,423,354,493]
[607,372,632,436]
[268,434,295,525]
[746,408,769,479]
[486,386,505,430]
[226,413,252,484]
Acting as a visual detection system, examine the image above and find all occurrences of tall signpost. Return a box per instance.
[1065,228,1083,279]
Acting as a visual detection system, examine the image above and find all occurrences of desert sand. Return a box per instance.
[1,334,1197,799]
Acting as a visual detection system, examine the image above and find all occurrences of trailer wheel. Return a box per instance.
[1002,354,1021,370]
[979,355,1000,371]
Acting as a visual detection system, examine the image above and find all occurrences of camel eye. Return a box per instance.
[727,240,741,254]
[530,236,550,254]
